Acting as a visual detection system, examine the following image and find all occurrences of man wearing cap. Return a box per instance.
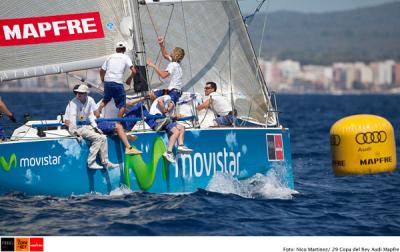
[97,41,136,120]
[64,84,118,170]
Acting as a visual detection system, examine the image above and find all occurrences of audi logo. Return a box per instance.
[330,134,341,146]
[355,131,387,145]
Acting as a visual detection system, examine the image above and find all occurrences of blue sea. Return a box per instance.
[0,93,399,236]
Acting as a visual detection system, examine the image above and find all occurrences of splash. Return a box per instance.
[206,169,298,200]
[109,185,134,196]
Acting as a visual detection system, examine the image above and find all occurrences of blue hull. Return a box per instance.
[0,128,293,196]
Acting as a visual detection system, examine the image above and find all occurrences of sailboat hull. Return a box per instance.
[0,128,293,196]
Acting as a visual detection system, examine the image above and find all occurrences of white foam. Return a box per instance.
[206,169,298,200]
[109,185,134,196]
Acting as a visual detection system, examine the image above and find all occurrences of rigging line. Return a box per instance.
[179,0,200,126]
[145,2,160,38]
[181,0,198,125]
[247,0,270,120]
[148,4,175,84]
[243,0,267,25]
[228,21,236,128]
[144,1,161,84]
[257,0,269,60]
[179,1,193,87]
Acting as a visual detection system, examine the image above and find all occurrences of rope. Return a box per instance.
[145,3,160,38]
[178,0,201,127]
[179,1,193,90]
[247,0,271,121]
[145,4,176,84]
[243,0,267,25]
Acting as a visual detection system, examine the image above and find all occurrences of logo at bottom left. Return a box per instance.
[0,237,43,252]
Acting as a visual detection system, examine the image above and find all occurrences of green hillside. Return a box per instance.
[247,2,400,65]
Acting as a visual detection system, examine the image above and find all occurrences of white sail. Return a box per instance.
[139,1,274,123]
[0,0,134,82]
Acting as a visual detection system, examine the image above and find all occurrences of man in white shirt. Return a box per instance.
[98,41,136,119]
[64,85,118,170]
[146,37,185,104]
[196,81,235,127]
[146,92,192,163]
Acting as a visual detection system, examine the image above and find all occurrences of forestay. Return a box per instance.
[0,0,134,82]
[140,0,276,124]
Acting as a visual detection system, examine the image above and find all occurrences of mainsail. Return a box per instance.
[139,1,275,124]
[0,0,134,82]
[0,0,276,124]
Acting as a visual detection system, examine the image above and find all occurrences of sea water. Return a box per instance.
[0,93,399,235]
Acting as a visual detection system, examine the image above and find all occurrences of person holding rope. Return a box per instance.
[0,97,17,140]
[146,37,185,104]
[196,82,236,127]
[97,41,136,120]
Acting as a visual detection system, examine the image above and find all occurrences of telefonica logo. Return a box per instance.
[124,137,242,191]
[124,137,168,191]
[0,154,17,172]
[1,153,61,172]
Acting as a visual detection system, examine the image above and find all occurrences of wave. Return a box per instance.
[206,171,298,200]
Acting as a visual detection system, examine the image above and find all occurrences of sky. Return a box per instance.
[239,0,400,14]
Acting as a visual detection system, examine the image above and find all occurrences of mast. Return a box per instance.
[130,0,150,92]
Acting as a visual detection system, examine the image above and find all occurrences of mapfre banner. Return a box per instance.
[0,12,104,46]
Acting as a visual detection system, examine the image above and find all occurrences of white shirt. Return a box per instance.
[64,96,97,133]
[209,92,232,116]
[150,95,173,116]
[162,62,183,90]
[96,100,119,119]
[102,53,133,84]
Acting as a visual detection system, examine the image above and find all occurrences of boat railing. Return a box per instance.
[12,89,281,141]
[269,91,281,127]
[30,115,197,129]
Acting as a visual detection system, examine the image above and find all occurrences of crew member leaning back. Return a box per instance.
[196,81,235,127]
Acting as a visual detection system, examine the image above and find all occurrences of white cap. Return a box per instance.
[75,85,89,93]
[116,41,127,49]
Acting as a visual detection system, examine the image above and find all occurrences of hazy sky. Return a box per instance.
[239,0,400,14]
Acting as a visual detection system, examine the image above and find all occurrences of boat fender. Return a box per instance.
[330,114,397,176]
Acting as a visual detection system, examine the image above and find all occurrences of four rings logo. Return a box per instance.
[330,135,341,146]
[355,131,387,145]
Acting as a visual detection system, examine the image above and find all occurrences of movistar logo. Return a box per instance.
[124,137,168,191]
[0,154,17,172]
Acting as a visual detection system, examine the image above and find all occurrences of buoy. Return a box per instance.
[330,114,397,176]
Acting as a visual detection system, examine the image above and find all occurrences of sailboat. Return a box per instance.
[0,0,293,196]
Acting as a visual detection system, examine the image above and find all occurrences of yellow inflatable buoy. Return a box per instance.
[330,114,397,176]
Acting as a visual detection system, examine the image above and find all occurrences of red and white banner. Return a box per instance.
[0,12,104,46]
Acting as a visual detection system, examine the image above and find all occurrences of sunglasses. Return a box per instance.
[204,87,212,90]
